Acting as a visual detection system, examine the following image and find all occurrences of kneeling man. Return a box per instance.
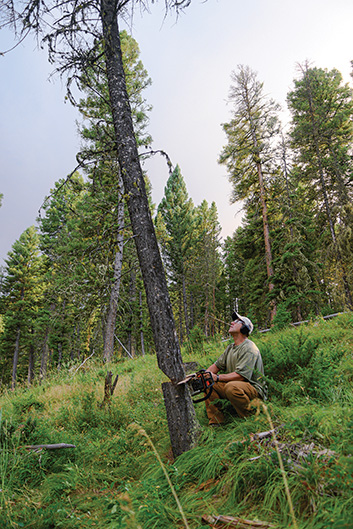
[205,312,267,425]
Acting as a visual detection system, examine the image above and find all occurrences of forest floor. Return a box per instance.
[1,313,353,528]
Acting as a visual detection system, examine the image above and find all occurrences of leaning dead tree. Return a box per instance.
[1,0,200,457]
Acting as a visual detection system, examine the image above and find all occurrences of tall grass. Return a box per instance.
[0,315,352,527]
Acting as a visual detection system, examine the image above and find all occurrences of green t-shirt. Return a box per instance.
[215,339,267,400]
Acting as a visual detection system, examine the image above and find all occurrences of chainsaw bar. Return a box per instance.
[177,370,215,403]
[177,373,198,385]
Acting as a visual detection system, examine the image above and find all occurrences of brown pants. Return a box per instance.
[205,381,259,424]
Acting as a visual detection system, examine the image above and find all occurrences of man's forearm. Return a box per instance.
[218,371,246,383]
[207,364,245,383]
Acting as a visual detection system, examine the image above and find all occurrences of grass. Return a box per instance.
[0,314,353,528]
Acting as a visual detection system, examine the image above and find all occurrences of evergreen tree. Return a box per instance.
[0,226,45,388]
[287,63,353,309]
[268,173,324,322]
[219,65,280,323]
[156,165,195,342]
[75,30,153,361]
[191,200,222,336]
[38,175,90,365]
[224,211,269,328]
[37,31,154,364]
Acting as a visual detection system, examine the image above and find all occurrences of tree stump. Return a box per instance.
[100,370,119,408]
[162,381,200,459]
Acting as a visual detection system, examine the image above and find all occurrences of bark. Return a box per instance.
[100,370,119,408]
[27,341,35,386]
[212,284,216,336]
[100,0,199,453]
[204,301,209,337]
[40,327,50,382]
[139,291,145,356]
[12,286,24,390]
[281,136,303,321]
[201,514,274,528]
[328,141,349,205]
[162,381,201,459]
[103,189,125,362]
[190,290,194,329]
[178,291,184,345]
[127,267,136,357]
[25,443,76,451]
[182,274,190,338]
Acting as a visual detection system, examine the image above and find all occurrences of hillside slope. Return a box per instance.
[1,314,353,528]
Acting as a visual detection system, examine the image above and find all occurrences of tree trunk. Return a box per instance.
[328,141,349,205]
[190,290,194,329]
[162,381,200,459]
[182,273,190,338]
[127,266,136,357]
[281,136,303,321]
[256,160,276,321]
[27,341,35,386]
[100,370,119,408]
[139,291,145,356]
[40,327,50,382]
[100,0,199,453]
[178,290,184,345]
[245,86,276,322]
[11,327,21,390]
[103,190,125,362]
[57,342,63,371]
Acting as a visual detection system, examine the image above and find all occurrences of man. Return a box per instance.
[205,312,267,426]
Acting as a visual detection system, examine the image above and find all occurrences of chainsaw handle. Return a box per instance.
[191,370,215,403]
[192,384,213,403]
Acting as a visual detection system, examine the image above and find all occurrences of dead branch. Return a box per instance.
[25,443,76,451]
[71,350,96,376]
[250,425,284,441]
[201,514,275,528]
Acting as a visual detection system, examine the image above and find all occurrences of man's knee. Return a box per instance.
[224,382,247,400]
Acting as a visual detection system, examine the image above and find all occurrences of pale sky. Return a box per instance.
[1,0,353,266]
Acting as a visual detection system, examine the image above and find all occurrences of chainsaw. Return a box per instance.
[177,369,215,403]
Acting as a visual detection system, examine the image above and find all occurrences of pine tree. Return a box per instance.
[38,175,90,366]
[0,226,45,388]
[37,31,154,364]
[75,30,153,361]
[156,165,196,342]
[219,65,280,323]
[287,63,353,309]
[191,200,222,336]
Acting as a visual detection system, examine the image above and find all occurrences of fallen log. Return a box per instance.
[201,514,275,528]
[202,514,275,528]
[25,443,76,451]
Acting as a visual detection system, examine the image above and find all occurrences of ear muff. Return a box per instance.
[240,323,250,336]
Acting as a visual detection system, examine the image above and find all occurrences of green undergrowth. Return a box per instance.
[0,314,353,528]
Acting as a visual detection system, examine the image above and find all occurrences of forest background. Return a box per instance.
[0,2,353,527]
[1,0,353,387]
[2,0,353,262]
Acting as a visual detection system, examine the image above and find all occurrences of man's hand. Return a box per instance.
[207,364,219,382]
[207,363,246,383]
